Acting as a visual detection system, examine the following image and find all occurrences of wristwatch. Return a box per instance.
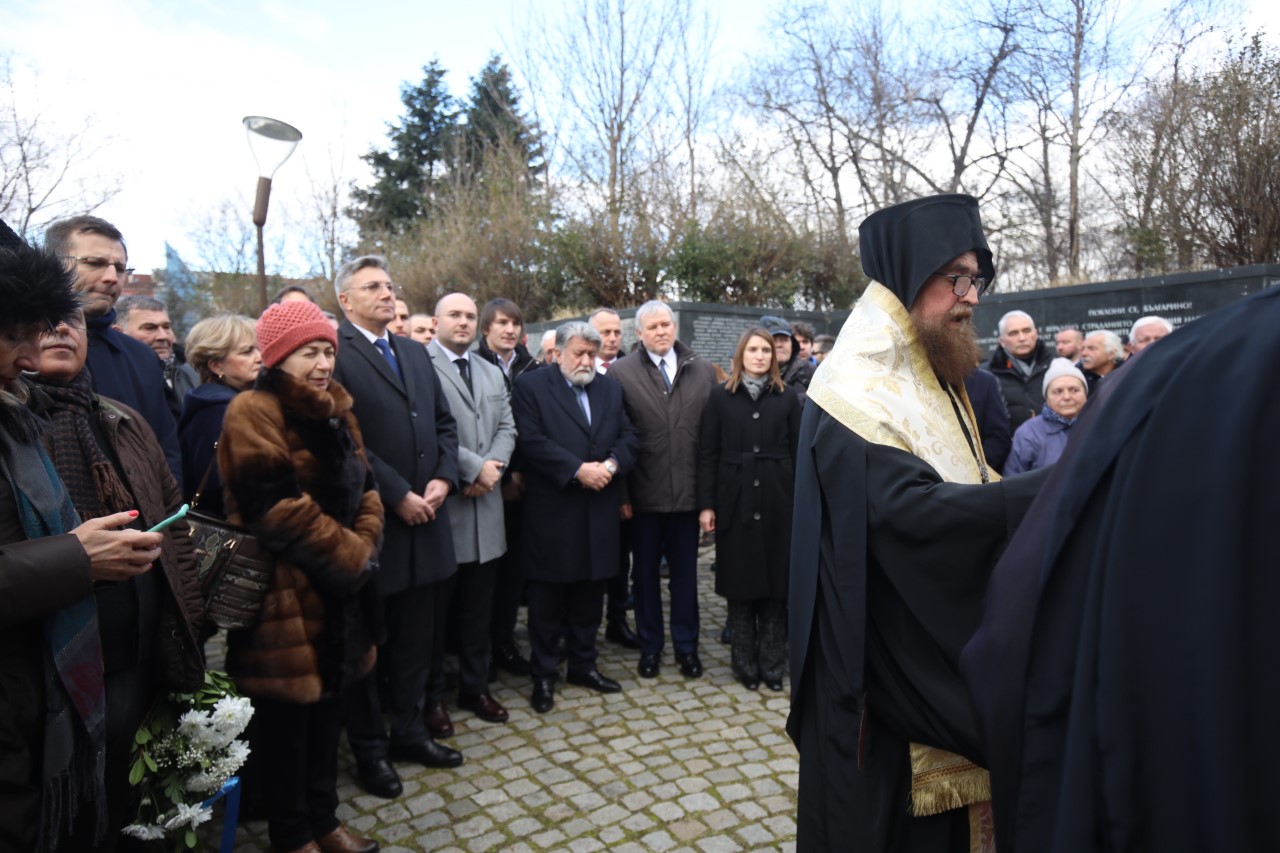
[604,459,618,475]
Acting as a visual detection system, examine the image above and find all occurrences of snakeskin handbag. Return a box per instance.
[188,445,273,630]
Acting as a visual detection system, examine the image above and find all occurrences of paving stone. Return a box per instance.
[206,546,797,851]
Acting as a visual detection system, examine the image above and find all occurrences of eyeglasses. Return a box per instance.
[936,273,990,298]
[344,281,396,296]
[65,256,134,276]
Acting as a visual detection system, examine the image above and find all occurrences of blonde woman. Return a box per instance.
[177,314,262,517]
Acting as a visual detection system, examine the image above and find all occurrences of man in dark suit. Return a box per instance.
[45,216,183,485]
[511,321,638,713]
[331,255,463,799]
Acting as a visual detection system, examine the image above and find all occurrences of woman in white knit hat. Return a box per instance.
[1004,357,1088,473]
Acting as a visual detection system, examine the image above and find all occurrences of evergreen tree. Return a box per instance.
[459,56,544,184]
[350,61,458,237]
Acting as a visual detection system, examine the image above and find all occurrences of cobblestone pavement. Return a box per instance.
[220,545,799,852]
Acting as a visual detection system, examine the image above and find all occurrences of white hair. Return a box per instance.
[555,321,601,350]
[1087,329,1125,362]
[635,300,673,327]
[997,310,1036,336]
[1129,315,1174,340]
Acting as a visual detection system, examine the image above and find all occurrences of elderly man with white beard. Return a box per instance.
[510,321,638,714]
[788,194,1053,853]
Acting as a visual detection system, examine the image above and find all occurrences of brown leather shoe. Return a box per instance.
[425,699,454,738]
[458,691,509,723]
[316,825,379,853]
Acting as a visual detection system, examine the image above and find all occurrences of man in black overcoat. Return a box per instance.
[332,255,462,799]
[511,321,638,713]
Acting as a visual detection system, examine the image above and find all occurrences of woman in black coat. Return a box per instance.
[697,328,802,691]
[177,314,262,518]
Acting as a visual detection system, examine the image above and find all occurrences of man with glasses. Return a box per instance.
[331,255,464,799]
[788,194,1051,852]
[45,215,182,484]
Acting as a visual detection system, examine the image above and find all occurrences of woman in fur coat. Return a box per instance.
[218,300,384,853]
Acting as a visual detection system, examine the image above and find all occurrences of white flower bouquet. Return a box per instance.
[123,670,254,849]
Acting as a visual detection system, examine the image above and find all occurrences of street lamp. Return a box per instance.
[243,115,302,312]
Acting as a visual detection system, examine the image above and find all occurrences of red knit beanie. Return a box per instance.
[257,300,339,368]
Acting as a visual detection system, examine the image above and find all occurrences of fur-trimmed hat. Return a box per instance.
[0,226,81,332]
[256,300,339,368]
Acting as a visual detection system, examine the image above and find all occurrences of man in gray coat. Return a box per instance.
[426,293,518,732]
[609,301,717,679]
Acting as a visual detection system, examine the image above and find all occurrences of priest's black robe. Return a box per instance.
[788,403,1050,852]
[962,284,1280,853]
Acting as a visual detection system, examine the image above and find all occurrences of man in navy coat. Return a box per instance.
[511,321,638,713]
[331,255,462,799]
[45,216,182,485]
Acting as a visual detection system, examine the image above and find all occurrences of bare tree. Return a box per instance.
[297,139,358,289]
[0,56,120,239]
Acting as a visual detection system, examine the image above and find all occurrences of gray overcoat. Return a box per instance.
[429,341,516,565]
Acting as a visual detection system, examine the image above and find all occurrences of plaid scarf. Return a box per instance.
[0,394,108,849]
[30,370,135,521]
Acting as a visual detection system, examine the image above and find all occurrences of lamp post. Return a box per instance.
[243,116,302,312]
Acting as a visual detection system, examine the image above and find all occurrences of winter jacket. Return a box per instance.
[1005,406,1075,474]
[987,340,1055,430]
[178,381,239,518]
[476,338,541,390]
[609,341,717,514]
[218,369,384,704]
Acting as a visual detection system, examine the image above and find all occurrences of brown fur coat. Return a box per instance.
[218,369,384,703]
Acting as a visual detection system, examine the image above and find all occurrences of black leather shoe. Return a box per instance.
[492,642,531,677]
[567,668,622,694]
[720,625,732,644]
[354,758,402,799]
[425,700,454,739]
[638,652,660,678]
[764,678,785,692]
[531,678,555,713]
[739,674,760,690]
[389,738,464,768]
[459,691,509,723]
[605,619,641,649]
[675,651,703,678]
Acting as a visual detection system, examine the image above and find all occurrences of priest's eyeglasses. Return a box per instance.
[937,273,990,298]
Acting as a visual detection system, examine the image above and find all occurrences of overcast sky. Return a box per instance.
[2,0,1274,273]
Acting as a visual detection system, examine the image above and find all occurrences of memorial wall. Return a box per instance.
[526,263,1280,366]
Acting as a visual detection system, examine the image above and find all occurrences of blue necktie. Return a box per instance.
[374,338,404,383]
[576,386,591,425]
[659,359,673,391]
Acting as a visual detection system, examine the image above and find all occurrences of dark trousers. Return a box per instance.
[251,696,342,850]
[489,500,526,649]
[428,560,497,698]
[344,579,450,757]
[605,518,633,625]
[727,598,787,682]
[631,510,701,656]
[66,663,153,852]
[526,579,607,679]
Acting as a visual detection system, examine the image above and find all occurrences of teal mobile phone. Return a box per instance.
[147,503,190,533]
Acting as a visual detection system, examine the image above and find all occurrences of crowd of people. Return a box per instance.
[4,199,1247,853]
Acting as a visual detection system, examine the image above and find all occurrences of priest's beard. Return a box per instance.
[913,306,981,388]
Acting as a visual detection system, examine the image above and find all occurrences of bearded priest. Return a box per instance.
[787,194,1052,852]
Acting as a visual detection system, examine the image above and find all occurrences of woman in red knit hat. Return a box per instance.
[218,300,385,853]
